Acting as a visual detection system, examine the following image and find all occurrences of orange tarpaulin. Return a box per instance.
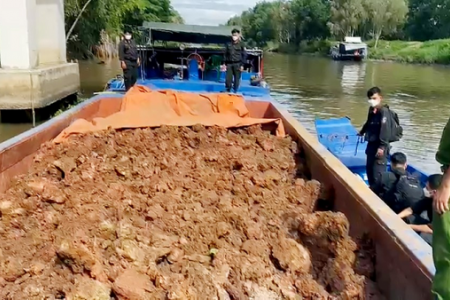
[53,85,285,143]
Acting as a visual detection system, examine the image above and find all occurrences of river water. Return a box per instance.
[266,54,449,174]
[2,55,448,173]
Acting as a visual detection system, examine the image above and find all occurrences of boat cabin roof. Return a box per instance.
[344,36,362,43]
[141,22,241,45]
[137,45,263,57]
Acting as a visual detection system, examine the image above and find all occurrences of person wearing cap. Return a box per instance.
[224,28,246,93]
[118,31,140,91]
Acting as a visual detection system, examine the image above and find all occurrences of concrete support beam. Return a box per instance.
[0,0,80,109]
[36,0,67,65]
[0,0,38,69]
[0,64,80,109]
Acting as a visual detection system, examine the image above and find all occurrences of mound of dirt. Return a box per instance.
[0,125,373,299]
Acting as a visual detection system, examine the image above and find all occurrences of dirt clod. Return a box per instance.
[0,125,378,299]
[113,269,154,299]
[67,277,111,300]
[272,237,311,273]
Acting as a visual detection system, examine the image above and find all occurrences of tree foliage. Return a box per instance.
[227,0,416,49]
[65,0,182,57]
[328,0,367,38]
[227,0,331,47]
[365,0,408,47]
[291,0,330,41]
[405,0,450,41]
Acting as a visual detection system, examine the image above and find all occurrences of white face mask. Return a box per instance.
[232,36,238,41]
[423,187,432,198]
[125,34,132,40]
[368,99,379,107]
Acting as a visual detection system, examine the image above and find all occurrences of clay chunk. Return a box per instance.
[67,277,111,300]
[113,269,154,300]
[272,238,311,273]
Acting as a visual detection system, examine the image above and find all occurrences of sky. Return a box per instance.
[171,0,259,25]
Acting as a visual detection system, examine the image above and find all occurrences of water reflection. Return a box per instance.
[0,122,36,142]
[266,54,447,173]
[78,60,122,96]
[340,63,366,95]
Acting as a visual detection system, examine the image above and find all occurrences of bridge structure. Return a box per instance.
[0,0,80,109]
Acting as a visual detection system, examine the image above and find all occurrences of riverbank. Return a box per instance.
[271,39,450,65]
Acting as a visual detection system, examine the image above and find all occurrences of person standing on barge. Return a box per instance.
[224,28,246,93]
[431,116,450,300]
[118,31,140,91]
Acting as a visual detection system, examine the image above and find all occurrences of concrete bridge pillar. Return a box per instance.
[0,0,80,109]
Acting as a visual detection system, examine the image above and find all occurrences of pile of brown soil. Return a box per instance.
[0,125,373,299]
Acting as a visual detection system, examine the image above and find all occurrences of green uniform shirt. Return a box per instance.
[432,116,450,300]
[436,117,450,167]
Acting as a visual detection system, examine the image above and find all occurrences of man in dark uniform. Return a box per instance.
[118,31,140,91]
[371,152,423,213]
[398,173,442,245]
[358,86,391,186]
[224,28,246,93]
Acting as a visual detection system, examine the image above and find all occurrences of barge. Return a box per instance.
[0,92,433,299]
[95,22,431,299]
[104,22,269,98]
[0,23,433,299]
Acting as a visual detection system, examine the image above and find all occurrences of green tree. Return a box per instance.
[365,0,408,48]
[405,0,450,41]
[226,0,330,48]
[226,0,450,51]
[226,15,243,27]
[65,0,182,58]
[270,1,294,44]
[122,0,178,30]
[170,10,185,24]
[290,0,330,41]
[226,1,291,46]
[328,0,367,38]
[245,2,278,45]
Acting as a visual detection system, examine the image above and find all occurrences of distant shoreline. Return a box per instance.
[268,39,450,65]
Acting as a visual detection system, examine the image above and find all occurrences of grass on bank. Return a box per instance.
[271,39,450,64]
[368,39,450,64]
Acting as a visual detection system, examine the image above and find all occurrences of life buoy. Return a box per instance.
[187,53,205,71]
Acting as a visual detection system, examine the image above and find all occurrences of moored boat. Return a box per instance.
[104,22,269,99]
[330,36,368,61]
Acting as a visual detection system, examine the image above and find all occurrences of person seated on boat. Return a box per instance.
[224,28,246,93]
[371,152,423,214]
[398,174,442,245]
[358,87,391,186]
